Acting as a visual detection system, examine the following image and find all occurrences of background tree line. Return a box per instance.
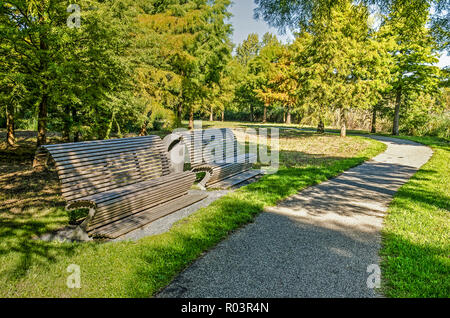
[1,0,449,147]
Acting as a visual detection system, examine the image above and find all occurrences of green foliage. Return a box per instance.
[253,0,447,136]
[287,1,393,135]
[378,1,443,135]
[1,0,233,142]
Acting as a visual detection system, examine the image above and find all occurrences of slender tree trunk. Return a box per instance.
[72,107,79,142]
[263,103,268,123]
[37,90,48,146]
[283,109,286,123]
[115,117,122,138]
[105,112,114,139]
[188,106,194,130]
[176,102,183,127]
[176,84,183,128]
[317,115,324,133]
[62,105,70,142]
[250,105,254,122]
[392,87,401,136]
[37,10,48,147]
[6,103,15,147]
[286,105,291,125]
[340,108,347,138]
[209,105,213,121]
[139,122,148,136]
[221,110,224,122]
[371,106,377,134]
[139,110,151,136]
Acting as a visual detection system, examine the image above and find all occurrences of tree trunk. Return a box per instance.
[250,105,254,122]
[392,87,401,136]
[139,122,147,136]
[263,103,268,123]
[37,90,47,146]
[221,110,224,122]
[209,105,213,121]
[317,116,324,133]
[105,112,114,139]
[176,84,183,128]
[62,105,70,142]
[371,106,377,134]
[188,107,194,130]
[71,107,79,142]
[283,109,286,123]
[340,108,347,138]
[6,103,15,147]
[139,110,151,136]
[286,105,291,125]
[176,102,183,128]
[37,10,48,147]
[115,117,122,138]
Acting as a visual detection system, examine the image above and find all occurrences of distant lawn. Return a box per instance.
[379,136,450,298]
[0,129,385,297]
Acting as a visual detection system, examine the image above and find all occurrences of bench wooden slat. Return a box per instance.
[173,128,256,189]
[89,175,195,230]
[35,135,201,238]
[88,193,207,239]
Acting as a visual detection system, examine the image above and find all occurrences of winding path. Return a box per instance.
[157,136,433,298]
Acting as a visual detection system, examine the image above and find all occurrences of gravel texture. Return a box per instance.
[156,136,433,298]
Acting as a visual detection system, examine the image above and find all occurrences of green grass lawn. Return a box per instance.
[379,136,450,298]
[0,129,385,297]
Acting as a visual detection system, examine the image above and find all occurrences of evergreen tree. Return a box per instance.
[379,0,441,135]
[291,0,392,137]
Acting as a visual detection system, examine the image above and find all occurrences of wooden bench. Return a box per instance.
[33,135,207,240]
[167,128,261,189]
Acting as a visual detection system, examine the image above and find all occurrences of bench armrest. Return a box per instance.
[66,200,97,232]
[163,133,185,173]
[191,165,213,190]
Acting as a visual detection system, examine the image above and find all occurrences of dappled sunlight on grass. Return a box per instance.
[0,129,385,297]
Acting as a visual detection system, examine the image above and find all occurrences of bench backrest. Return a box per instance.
[180,128,239,166]
[35,136,170,202]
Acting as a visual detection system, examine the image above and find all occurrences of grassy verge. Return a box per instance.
[379,136,450,298]
[0,130,385,297]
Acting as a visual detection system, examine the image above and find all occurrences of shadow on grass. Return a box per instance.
[123,152,381,297]
[379,232,449,298]
[0,128,384,296]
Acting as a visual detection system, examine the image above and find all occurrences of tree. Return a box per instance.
[290,1,392,137]
[249,33,283,123]
[236,33,261,66]
[265,44,299,124]
[233,34,262,122]
[1,0,133,145]
[379,1,441,135]
[134,0,232,129]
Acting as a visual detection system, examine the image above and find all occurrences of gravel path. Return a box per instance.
[157,136,433,298]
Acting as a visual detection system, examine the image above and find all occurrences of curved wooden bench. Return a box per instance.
[172,128,259,189]
[33,135,207,239]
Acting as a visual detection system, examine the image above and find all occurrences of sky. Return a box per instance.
[227,1,294,47]
[228,0,449,68]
